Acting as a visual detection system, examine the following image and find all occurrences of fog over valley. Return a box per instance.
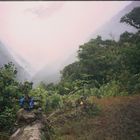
[0,1,137,84]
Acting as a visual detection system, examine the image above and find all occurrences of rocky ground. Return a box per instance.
[9,109,51,140]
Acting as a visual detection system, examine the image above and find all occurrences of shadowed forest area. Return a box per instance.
[0,6,140,140]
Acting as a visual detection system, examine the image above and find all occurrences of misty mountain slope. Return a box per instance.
[10,50,35,77]
[32,52,78,86]
[91,1,139,40]
[0,41,30,82]
[29,56,60,86]
[32,1,140,86]
[32,62,61,86]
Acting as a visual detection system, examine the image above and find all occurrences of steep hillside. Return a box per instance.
[32,1,140,86]
[32,52,77,86]
[0,41,30,82]
[91,1,139,40]
[32,63,61,86]
[49,95,140,140]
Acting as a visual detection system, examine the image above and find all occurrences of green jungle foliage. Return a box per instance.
[0,6,140,137]
[29,7,140,114]
[0,63,33,133]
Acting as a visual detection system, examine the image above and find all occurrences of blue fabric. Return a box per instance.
[29,98,34,109]
[19,97,25,107]
[19,97,34,109]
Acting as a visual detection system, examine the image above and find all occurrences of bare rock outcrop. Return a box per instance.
[10,122,43,140]
[10,109,51,140]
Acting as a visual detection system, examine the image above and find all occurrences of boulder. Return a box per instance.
[10,109,50,140]
[10,122,43,140]
[16,109,36,124]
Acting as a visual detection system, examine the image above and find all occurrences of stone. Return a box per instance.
[10,122,43,140]
[16,109,36,124]
[10,109,50,140]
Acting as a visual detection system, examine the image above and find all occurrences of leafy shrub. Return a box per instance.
[49,94,63,110]
[0,63,25,132]
[30,86,64,112]
[30,87,48,110]
[62,94,81,109]
[98,81,120,97]
[84,81,128,97]
[83,102,101,116]
[127,73,140,94]
[0,107,16,132]
[45,93,64,112]
[90,88,100,96]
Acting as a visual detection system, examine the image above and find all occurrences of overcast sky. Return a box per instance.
[0,1,131,73]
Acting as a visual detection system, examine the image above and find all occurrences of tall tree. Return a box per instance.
[120,7,140,30]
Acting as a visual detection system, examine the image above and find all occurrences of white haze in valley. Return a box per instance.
[0,1,131,76]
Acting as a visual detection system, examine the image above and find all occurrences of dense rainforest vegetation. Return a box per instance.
[0,6,140,138]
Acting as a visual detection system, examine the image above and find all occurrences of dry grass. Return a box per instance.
[49,95,140,140]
